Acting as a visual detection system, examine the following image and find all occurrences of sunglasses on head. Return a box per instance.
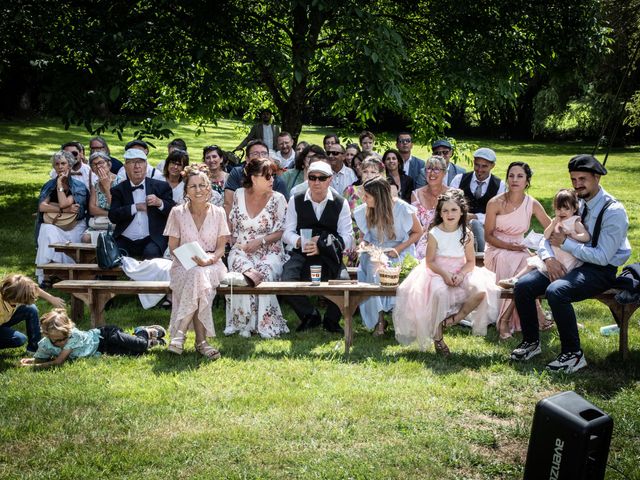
[308,174,330,182]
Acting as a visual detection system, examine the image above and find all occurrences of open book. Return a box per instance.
[173,241,209,270]
[523,230,545,250]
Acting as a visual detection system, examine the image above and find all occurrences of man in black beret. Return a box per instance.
[511,154,631,373]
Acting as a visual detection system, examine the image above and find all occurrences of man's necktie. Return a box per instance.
[474,181,485,199]
[132,184,144,191]
[580,203,589,222]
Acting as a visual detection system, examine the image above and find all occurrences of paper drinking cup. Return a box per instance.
[310,265,322,285]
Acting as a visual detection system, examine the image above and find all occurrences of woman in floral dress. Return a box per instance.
[225,158,289,338]
[164,164,229,359]
[411,155,449,260]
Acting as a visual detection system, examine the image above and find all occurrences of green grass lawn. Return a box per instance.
[0,118,639,479]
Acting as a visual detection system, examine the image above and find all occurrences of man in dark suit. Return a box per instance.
[396,132,425,188]
[108,149,175,259]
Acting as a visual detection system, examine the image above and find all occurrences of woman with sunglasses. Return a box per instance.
[225,158,289,338]
[410,155,450,260]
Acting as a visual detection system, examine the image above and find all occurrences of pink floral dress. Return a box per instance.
[412,200,436,260]
[164,203,229,337]
[225,189,290,338]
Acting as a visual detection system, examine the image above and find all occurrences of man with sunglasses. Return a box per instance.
[281,161,354,334]
[395,132,426,188]
[450,147,505,252]
[223,140,289,216]
[326,144,357,195]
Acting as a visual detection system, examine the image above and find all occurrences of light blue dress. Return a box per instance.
[34,328,101,360]
[354,200,416,329]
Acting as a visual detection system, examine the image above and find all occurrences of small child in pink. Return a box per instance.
[499,189,589,288]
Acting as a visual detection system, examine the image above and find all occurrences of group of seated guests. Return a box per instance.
[26,131,631,374]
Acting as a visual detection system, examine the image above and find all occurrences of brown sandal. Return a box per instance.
[373,318,388,337]
[442,314,457,329]
[434,337,450,357]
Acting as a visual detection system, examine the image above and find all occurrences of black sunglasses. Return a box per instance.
[326,151,342,156]
[308,175,330,182]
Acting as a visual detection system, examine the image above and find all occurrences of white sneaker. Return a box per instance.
[510,340,541,361]
[458,318,472,328]
[546,351,587,373]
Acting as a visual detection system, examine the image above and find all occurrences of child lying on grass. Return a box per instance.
[20,308,166,369]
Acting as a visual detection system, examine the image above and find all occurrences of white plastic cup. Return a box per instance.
[300,229,312,249]
[599,324,620,336]
[310,265,322,285]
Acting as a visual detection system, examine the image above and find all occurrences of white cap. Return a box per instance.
[473,148,496,163]
[123,148,148,161]
[307,161,333,176]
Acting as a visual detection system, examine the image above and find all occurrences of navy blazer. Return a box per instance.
[108,178,175,251]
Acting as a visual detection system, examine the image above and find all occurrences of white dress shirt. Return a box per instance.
[123,181,150,240]
[274,149,296,168]
[283,188,354,251]
[330,165,358,196]
[450,173,506,224]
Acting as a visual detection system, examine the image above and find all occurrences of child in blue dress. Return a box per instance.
[20,309,166,368]
[354,177,422,335]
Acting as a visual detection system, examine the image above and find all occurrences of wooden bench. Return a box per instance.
[500,288,637,360]
[53,279,397,355]
[50,243,97,263]
[40,263,123,323]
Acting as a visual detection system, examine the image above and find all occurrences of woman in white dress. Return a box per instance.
[225,158,289,338]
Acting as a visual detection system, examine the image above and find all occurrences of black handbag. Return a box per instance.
[96,224,125,269]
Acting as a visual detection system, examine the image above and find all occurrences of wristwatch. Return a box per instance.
[58,187,64,192]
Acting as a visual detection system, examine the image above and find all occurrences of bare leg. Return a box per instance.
[168,311,195,354]
[498,265,534,289]
[498,302,516,340]
[192,308,221,360]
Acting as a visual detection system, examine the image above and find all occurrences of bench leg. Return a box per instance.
[599,298,638,361]
[325,291,356,355]
[71,296,84,324]
[88,289,114,327]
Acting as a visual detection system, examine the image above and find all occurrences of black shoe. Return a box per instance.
[323,318,344,334]
[297,311,321,332]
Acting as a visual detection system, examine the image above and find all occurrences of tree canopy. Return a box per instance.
[0,0,624,142]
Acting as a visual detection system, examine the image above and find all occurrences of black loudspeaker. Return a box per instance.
[523,391,613,480]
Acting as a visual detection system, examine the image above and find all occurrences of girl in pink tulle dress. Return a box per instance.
[393,189,500,355]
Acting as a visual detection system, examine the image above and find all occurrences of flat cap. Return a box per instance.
[473,147,497,163]
[568,154,607,175]
[432,139,453,150]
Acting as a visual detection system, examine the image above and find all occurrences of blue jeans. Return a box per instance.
[0,304,41,352]
[470,219,485,252]
[514,263,617,353]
